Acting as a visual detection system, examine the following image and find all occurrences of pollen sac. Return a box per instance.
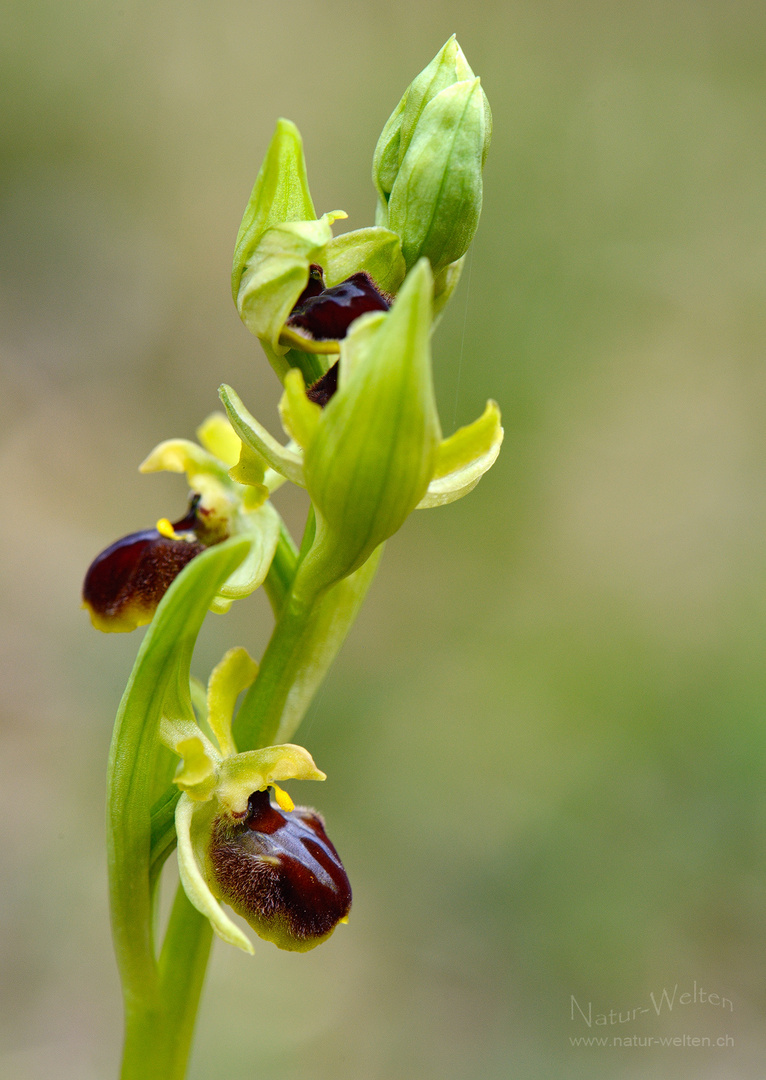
[82,499,206,633]
[208,788,352,952]
[285,270,391,345]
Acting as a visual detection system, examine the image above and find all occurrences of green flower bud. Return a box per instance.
[301,257,440,586]
[373,36,492,276]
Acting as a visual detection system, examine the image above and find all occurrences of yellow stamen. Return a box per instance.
[156,517,178,539]
[272,784,294,812]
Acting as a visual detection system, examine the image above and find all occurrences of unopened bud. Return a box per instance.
[373,37,491,276]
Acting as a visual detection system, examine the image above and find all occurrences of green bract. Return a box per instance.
[301,259,440,583]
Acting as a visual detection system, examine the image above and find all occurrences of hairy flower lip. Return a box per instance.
[82,498,209,633]
[208,787,352,952]
[306,362,339,407]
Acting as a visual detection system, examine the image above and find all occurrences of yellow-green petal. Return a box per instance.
[206,646,258,759]
[176,795,254,954]
[216,744,325,817]
[139,439,231,485]
[196,413,241,468]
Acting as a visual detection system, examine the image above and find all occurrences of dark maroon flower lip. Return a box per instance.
[283,267,392,407]
[209,787,352,952]
[283,267,391,348]
[82,495,207,633]
[306,361,339,407]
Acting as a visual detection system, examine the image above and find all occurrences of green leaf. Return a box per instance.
[302,258,440,585]
[107,535,252,999]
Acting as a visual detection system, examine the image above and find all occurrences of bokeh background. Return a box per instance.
[2,1,766,1077]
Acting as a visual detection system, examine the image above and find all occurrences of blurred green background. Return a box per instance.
[2,1,766,1077]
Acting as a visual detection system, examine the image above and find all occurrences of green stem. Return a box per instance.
[235,586,316,749]
[120,886,213,1080]
[111,528,379,1079]
[158,887,215,1077]
[235,543,383,749]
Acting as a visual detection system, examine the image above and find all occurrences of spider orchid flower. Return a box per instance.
[82,413,281,631]
[162,646,350,953]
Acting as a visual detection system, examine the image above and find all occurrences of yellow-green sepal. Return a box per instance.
[176,795,254,954]
[215,744,325,817]
[322,226,405,295]
[418,399,504,508]
[219,383,305,486]
[236,211,347,356]
[218,502,281,600]
[232,118,316,303]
